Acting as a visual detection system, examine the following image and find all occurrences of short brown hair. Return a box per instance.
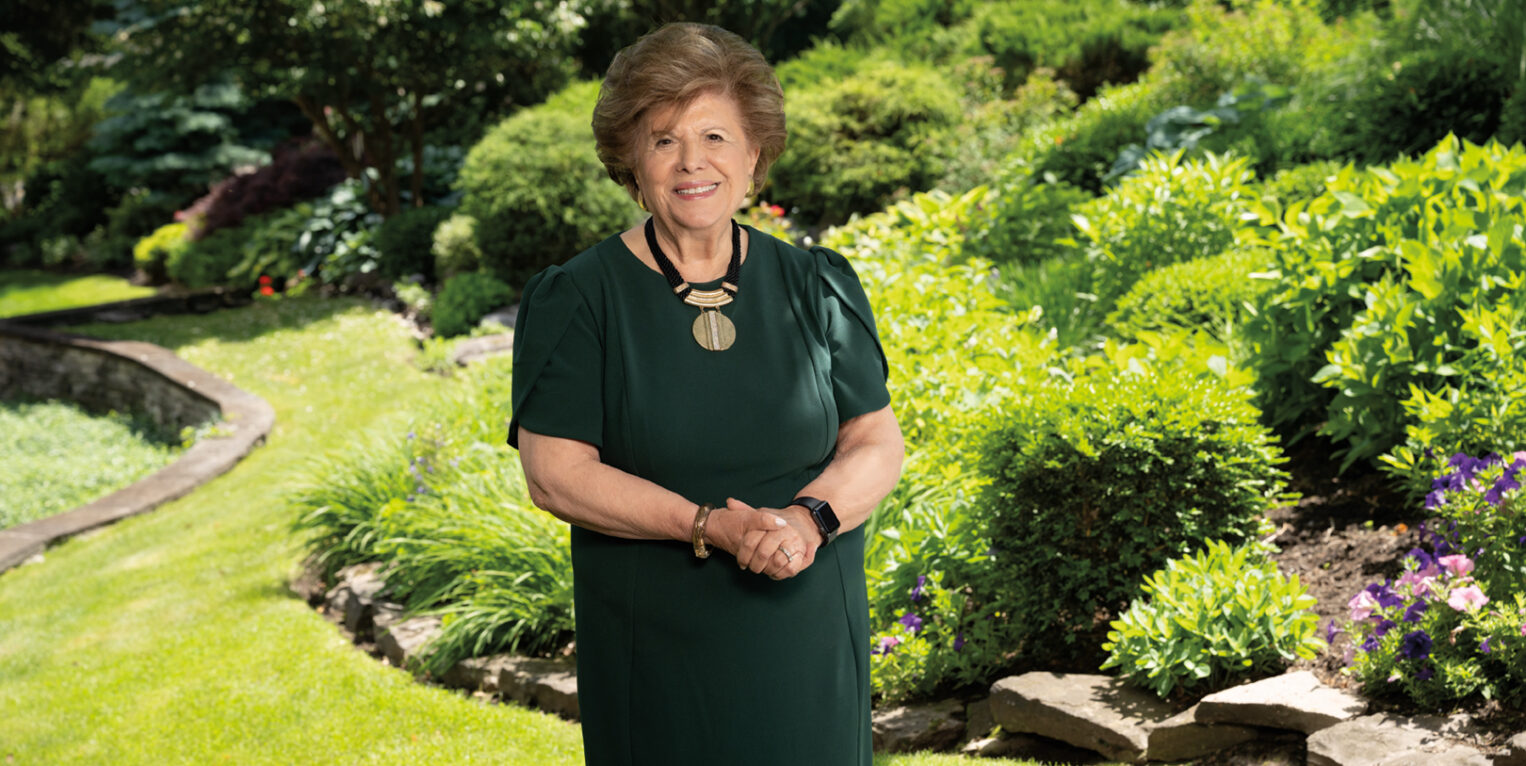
[592,23,787,200]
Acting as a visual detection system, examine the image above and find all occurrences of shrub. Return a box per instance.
[180,138,347,239]
[1335,46,1508,164]
[970,0,1182,99]
[1244,137,1526,476]
[432,271,513,338]
[937,66,1080,194]
[431,212,482,281]
[132,222,190,282]
[298,179,385,286]
[457,82,638,288]
[1024,78,1177,194]
[374,205,451,281]
[167,223,246,288]
[1102,539,1324,698]
[1071,150,1259,310]
[965,159,1088,266]
[1107,247,1276,341]
[770,62,963,224]
[1254,159,1342,208]
[973,360,1289,668]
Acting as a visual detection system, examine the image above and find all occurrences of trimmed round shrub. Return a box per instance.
[374,205,451,281]
[1028,78,1176,194]
[971,0,1181,99]
[1337,46,1509,164]
[132,222,190,283]
[770,62,963,224]
[966,162,1088,266]
[432,212,483,281]
[457,83,638,289]
[1106,247,1276,340]
[432,271,513,338]
[974,366,1289,668]
[167,224,246,288]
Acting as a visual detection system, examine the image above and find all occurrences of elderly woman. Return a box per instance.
[508,22,904,766]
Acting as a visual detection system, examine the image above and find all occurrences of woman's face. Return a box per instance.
[633,90,760,239]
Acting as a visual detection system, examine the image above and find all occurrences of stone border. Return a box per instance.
[0,319,275,574]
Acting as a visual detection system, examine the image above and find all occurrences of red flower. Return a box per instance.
[259,286,274,296]
[258,275,272,285]
[769,204,785,217]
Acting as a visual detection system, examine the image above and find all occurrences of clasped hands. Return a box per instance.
[705,498,818,580]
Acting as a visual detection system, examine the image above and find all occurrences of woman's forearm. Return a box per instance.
[517,428,694,542]
[792,405,905,534]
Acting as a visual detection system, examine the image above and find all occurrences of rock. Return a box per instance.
[499,657,580,720]
[447,332,513,366]
[1196,671,1365,734]
[478,305,519,331]
[872,699,965,753]
[370,601,405,634]
[375,615,442,671]
[287,559,326,605]
[529,667,580,721]
[961,731,1107,763]
[989,673,1178,763]
[1145,703,1260,762]
[1498,732,1526,766]
[441,654,517,693]
[322,562,387,635]
[964,698,996,743]
[1306,714,1487,766]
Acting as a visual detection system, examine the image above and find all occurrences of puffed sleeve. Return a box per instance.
[507,266,604,449]
[813,245,891,422]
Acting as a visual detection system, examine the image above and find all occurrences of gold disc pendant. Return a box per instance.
[691,309,736,351]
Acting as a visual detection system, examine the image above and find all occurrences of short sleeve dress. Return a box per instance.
[507,224,891,766]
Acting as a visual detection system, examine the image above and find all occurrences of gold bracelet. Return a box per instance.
[691,503,716,559]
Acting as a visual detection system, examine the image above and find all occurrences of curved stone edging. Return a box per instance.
[0,320,275,574]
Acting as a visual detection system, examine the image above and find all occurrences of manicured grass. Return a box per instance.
[0,268,158,318]
[0,397,186,529]
[0,293,1052,765]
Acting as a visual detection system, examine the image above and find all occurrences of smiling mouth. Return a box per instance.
[676,184,719,196]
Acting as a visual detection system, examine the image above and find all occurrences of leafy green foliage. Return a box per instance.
[1335,47,1508,164]
[965,160,1087,267]
[969,0,1182,99]
[1244,137,1526,476]
[431,212,483,281]
[974,357,1288,668]
[457,82,638,288]
[1072,150,1259,310]
[131,222,188,281]
[936,66,1079,195]
[180,138,347,240]
[1107,248,1276,341]
[1101,539,1324,698]
[1024,78,1177,194]
[432,272,513,339]
[771,62,962,223]
[374,205,451,282]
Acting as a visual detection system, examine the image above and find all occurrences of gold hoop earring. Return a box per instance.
[637,189,647,212]
[747,180,755,198]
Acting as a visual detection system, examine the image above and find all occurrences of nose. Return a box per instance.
[679,138,706,172]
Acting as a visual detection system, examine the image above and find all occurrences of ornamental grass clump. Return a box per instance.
[1101,539,1324,698]
[1343,452,1526,708]
[974,359,1289,669]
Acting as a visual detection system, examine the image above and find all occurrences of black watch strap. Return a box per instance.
[791,496,840,546]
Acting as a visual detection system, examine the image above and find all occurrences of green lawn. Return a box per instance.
[0,294,1054,765]
[0,397,187,529]
[0,268,158,318]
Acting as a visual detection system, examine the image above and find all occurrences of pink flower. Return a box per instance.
[1520,623,1526,637]
[1349,590,1380,621]
[1438,555,1474,577]
[1397,570,1436,598]
[1448,585,1489,612]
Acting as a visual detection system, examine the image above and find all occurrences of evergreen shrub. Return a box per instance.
[974,363,1288,667]
[966,162,1087,267]
[374,205,451,281]
[432,213,483,280]
[970,0,1181,99]
[457,82,637,288]
[1107,247,1276,341]
[433,271,513,338]
[771,62,962,223]
[132,222,190,282]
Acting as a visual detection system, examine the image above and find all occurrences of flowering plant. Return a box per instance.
[1343,452,1526,708]
[867,572,1001,702]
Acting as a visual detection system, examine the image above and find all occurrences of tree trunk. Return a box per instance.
[410,90,425,209]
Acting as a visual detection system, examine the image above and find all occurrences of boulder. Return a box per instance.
[375,615,443,671]
[499,657,580,720]
[441,654,517,693]
[447,332,514,366]
[1498,732,1526,766]
[961,731,1108,763]
[872,699,965,753]
[1145,704,1260,762]
[964,697,996,743]
[1195,671,1365,734]
[989,673,1178,763]
[322,562,387,635]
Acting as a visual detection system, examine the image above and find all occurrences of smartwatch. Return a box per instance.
[791,496,840,546]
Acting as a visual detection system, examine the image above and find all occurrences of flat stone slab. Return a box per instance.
[441,654,518,694]
[496,657,579,719]
[1196,671,1365,734]
[376,615,442,671]
[872,699,964,754]
[447,332,513,366]
[990,672,1178,763]
[1499,732,1526,766]
[1146,703,1259,762]
[1307,714,1488,766]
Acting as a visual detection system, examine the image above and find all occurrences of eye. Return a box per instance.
[707,133,725,142]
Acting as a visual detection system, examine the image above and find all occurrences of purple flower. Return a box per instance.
[1481,637,1493,654]
[898,612,924,633]
[1407,549,1435,571]
[1400,630,1433,660]
[1360,634,1380,653]
[910,575,927,603]
[1402,600,1428,623]
[953,632,965,651]
[874,635,902,655]
[1425,489,1446,509]
[1374,619,1397,638]
[1416,666,1435,681]
[1323,619,1341,644]
[1366,582,1403,609]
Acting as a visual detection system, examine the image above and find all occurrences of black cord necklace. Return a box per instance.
[644,217,742,351]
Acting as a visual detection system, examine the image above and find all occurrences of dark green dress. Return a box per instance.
[507,225,890,766]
